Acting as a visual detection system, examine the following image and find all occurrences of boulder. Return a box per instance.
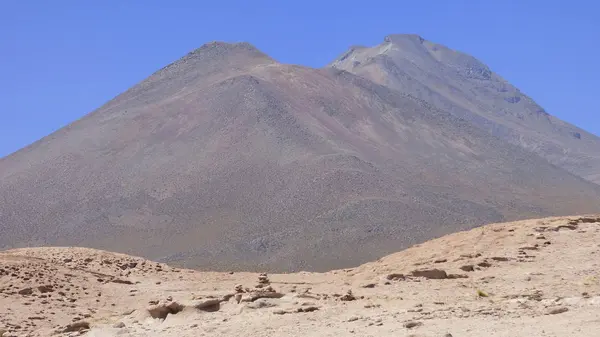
[411,269,448,279]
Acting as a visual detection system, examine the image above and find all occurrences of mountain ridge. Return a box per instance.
[329,34,600,184]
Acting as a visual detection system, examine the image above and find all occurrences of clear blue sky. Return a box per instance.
[1,1,598,158]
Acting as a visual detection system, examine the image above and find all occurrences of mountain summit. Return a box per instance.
[330,35,600,184]
[1,36,599,272]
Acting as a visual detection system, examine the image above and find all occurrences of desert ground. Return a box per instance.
[1,215,599,337]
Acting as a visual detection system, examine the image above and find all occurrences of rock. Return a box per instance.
[365,303,383,309]
[477,289,489,297]
[460,265,475,272]
[257,273,270,285]
[18,288,33,295]
[249,291,285,302]
[546,307,569,315]
[246,299,278,309]
[447,274,469,279]
[434,258,447,263]
[528,290,544,301]
[222,293,236,302]
[147,301,184,319]
[347,316,360,322]
[193,298,221,312]
[361,283,376,288]
[491,257,510,262]
[0,328,5,337]
[404,321,423,329]
[37,285,54,293]
[234,284,244,293]
[111,279,134,285]
[444,334,453,337]
[62,321,90,332]
[552,225,577,231]
[477,261,492,268]
[297,306,319,313]
[63,258,73,263]
[411,269,447,279]
[386,273,405,281]
[340,290,356,301]
[113,322,126,328]
[460,253,481,258]
[122,309,136,316]
[273,309,287,315]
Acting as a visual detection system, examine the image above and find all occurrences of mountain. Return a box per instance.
[1,39,599,272]
[330,34,600,184]
[2,215,600,336]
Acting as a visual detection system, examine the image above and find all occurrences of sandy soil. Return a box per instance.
[1,215,599,337]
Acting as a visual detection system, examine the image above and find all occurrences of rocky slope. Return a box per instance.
[330,34,600,184]
[1,215,599,337]
[1,40,600,272]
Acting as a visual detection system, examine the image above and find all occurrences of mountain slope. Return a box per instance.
[1,41,599,272]
[329,34,600,184]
